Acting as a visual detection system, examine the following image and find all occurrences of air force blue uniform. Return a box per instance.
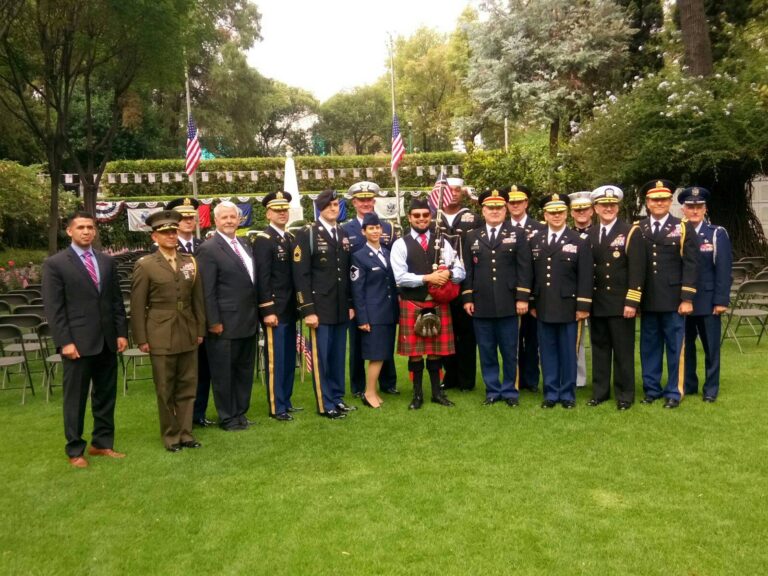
[685,221,732,398]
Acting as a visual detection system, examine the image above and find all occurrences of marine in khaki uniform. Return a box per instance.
[131,210,206,452]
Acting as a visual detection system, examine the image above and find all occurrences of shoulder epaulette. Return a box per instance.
[256,231,270,239]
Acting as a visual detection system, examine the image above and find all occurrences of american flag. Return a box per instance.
[390,113,405,173]
[185,116,202,176]
[428,170,453,212]
[296,333,313,373]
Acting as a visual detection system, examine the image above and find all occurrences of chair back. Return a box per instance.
[0,324,26,352]
[13,305,46,320]
[0,314,43,330]
[734,280,768,300]
[0,300,11,315]
[0,294,31,309]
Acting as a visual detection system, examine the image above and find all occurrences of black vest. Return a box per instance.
[400,234,436,301]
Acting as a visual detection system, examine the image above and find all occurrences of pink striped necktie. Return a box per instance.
[231,239,247,267]
[419,233,428,251]
[82,251,99,288]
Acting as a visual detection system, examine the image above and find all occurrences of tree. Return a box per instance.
[251,80,317,157]
[467,0,635,157]
[315,82,390,155]
[679,0,714,76]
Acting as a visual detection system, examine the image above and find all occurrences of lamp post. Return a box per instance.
[407,121,413,153]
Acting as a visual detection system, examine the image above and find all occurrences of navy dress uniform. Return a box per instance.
[530,194,593,408]
[587,186,645,409]
[293,190,354,419]
[254,192,299,421]
[437,177,483,392]
[569,191,595,389]
[342,181,398,397]
[678,187,733,401]
[461,189,532,405]
[130,211,206,451]
[508,185,547,392]
[166,197,213,428]
[638,180,699,408]
[350,213,399,361]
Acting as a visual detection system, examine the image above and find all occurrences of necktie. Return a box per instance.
[550,233,557,246]
[377,250,387,267]
[600,227,607,246]
[231,239,247,268]
[516,221,523,228]
[186,241,193,254]
[82,251,99,288]
[331,228,337,243]
[653,221,661,239]
[419,233,428,251]
[490,228,497,244]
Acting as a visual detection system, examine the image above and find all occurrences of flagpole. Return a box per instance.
[184,64,201,239]
[388,34,402,221]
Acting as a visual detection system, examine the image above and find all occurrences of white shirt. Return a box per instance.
[486,224,501,238]
[547,226,565,244]
[70,243,101,287]
[217,230,254,282]
[366,243,387,267]
[650,214,670,230]
[318,216,338,239]
[599,218,618,238]
[511,215,528,228]
[270,223,286,238]
[442,211,460,227]
[391,230,465,287]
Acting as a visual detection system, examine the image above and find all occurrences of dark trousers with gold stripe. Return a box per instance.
[309,323,348,413]
[640,312,685,401]
[590,316,636,404]
[263,321,297,416]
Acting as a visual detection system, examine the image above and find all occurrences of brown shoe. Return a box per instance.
[69,456,88,468]
[88,447,126,459]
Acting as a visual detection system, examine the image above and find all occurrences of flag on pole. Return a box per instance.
[296,333,313,373]
[185,116,202,176]
[428,169,453,212]
[390,113,405,173]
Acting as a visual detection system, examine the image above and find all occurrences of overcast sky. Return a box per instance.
[247,0,479,103]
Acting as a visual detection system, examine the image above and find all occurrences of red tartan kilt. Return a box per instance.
[397,298,455,357]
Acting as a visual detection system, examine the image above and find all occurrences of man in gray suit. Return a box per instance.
[196,201,259,431]
[42,211,128,468]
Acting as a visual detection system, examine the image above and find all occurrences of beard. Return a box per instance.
[411,224,430,234]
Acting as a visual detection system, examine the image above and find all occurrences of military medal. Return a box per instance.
[613,250,620,258]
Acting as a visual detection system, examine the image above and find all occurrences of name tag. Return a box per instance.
[700,243,714,252]
[372,266,382,271]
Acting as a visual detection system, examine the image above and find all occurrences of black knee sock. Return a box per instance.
[427,358,443,399]
[408,358,424,398]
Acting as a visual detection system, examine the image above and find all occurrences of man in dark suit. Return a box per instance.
[437,177,482,392]
[461,188,532,407]
[253,191,300,421]
[42,211,128,468]
[342,181,398,397]
[507,184,547,392]
[529,194,593,409]
[587,186,645,410]
[166,197,213,428]
[196,201,259,431]
[293,189,356,420]
[637,180,699,409]
[678,186,733,402]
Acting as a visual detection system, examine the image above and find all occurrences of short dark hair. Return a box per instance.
[67,211,95,226]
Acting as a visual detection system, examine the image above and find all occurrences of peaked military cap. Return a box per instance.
[568,191,593,209]
[590,185,624,204]
[641,179,675,200]
[677,186,710,205]
[262,191,292,210]
[166,197,199,217]
[348,181,380,199]
[315,189,338,212]
[507,184,532,202]
[146,210,182,232]
[478,188,508,206]
[541,193,570,213]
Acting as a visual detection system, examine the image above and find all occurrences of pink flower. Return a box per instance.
[7,260,14,267]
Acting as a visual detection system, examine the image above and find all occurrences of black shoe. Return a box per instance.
[505,398,519,407]
[270,412,293,421]
[562,400,576,409]
[382,387,400,395]
[166,443,183,452]
[520,385,539,392]
[352,391,364,399]
[541,400,557,409]
[432,395,455,407]
[193,418,215,428]
[663,398,680,409]
[641,397,656,405]
[458,386,475,392]
[181,440,202,448]
[617,401,632,410]
[287,406,304,413]
[322,409,346,420]
[335,402,357,413]
[361,395,380,409]
[586,399,603,407]
[408,396,423,410]
[482,398,498,406]
[703,395,717,403]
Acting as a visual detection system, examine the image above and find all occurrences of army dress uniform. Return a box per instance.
[437,184,483,392]
[293,190,353,417]
[569,191,594,389]
[130,211,206,450]
[461,189,532,403]
[254,192,299,420]
[342,181,398,396]
[638,180,699,406]
[508,185,547,392]
[679,187,733,401]
[530,194,593,407]
[587,186,645,408]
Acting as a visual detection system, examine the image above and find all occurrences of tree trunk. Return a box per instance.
[678,0,713,77]
[549,117,560,158]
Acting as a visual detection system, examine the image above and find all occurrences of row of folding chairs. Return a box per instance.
[0,315,61,404]
[722,279,768,353]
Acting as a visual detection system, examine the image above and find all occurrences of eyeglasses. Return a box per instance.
[410,211,431,218]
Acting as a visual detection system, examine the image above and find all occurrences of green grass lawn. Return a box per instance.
[1,336,767,575]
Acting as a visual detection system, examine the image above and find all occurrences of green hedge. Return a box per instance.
[102,152,465,198]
